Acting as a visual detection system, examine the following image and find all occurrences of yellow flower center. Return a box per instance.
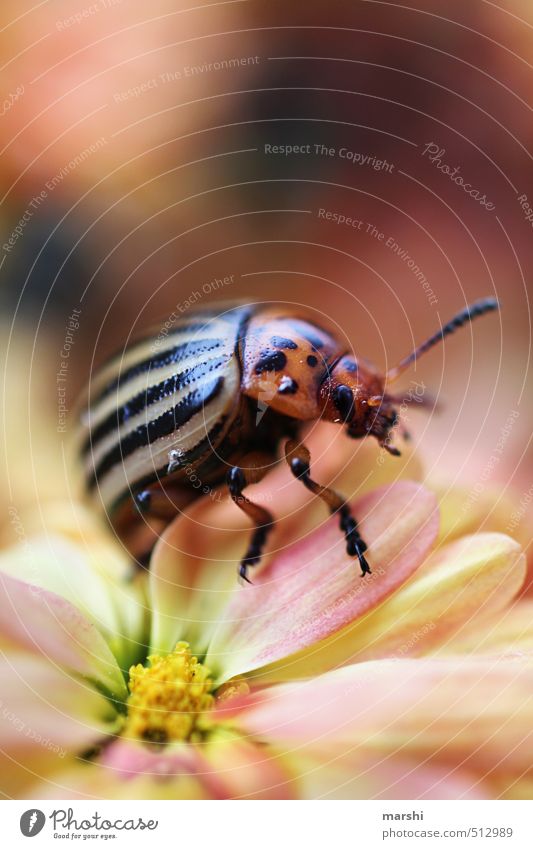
[123,642,215,744]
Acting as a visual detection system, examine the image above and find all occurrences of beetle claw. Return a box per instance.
[239,563,253,584]
[339,505,371,576]
[355,546,372,577]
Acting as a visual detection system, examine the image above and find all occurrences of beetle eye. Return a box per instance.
[332,384,355,422]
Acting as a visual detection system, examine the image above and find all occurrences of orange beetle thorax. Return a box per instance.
[240,310,342,420]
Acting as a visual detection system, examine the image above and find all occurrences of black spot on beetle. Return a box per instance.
[254,349,288,374]
[307,354,318,367]
[270,335,298,350]
[333,384,355,422]
[278,376,299,395]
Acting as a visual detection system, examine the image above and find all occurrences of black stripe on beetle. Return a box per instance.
[83,355,228,454]
[88,376,225,488]
[94,338,225,405]
[97,318,223,369]
[254,349,287,374]
[109,417,229,512]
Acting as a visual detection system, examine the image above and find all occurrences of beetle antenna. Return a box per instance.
[386,297,499,382]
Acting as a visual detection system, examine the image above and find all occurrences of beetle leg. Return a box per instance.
[284,439,371,576]
[227,457,274,583]
[133,486,181,521]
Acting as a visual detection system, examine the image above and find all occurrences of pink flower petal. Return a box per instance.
[0,535,123,636]
[0,653,117,761]
[0,573,128,700]
[25,761,210,801]
[295,533,525,671]
[235,656,533,773]
[100,739,223,795]
[99,735,295,800]
[436,485,518,548]
[288,749,486,799]
[201,735,296,799]
[206,482,439,681]
[442,598,533,656]
[0,654,117,751]
[0,534,146,670]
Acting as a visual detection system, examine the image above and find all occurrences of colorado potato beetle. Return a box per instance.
[76,297,499,581]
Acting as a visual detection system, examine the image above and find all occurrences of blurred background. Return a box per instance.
[1,0,532,560]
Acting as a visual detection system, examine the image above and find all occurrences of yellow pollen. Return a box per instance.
[123,642,215,744]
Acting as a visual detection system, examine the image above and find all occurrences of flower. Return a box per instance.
[0,430,530,800]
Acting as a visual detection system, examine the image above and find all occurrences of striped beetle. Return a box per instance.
[77,297,499,581]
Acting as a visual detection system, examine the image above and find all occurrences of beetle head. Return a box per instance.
[319,297,500,454]
[320,355,401,455]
